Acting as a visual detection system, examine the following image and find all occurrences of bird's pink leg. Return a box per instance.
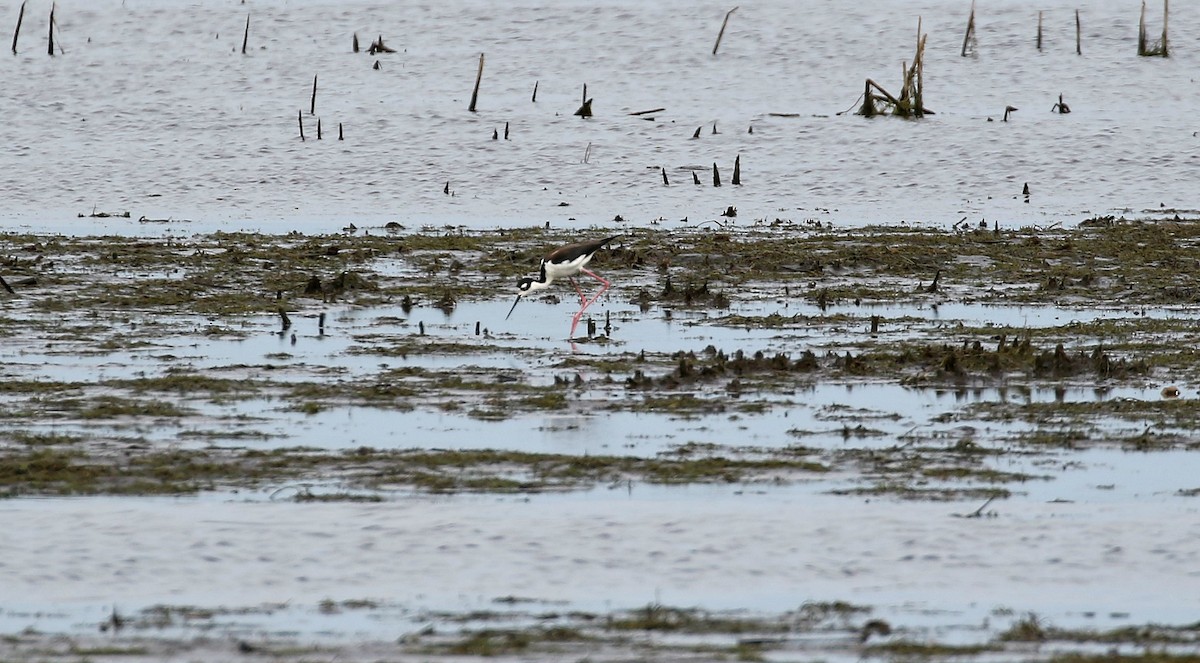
[580,268,611,309]
[567,268,611,339]
[569,277,587,305]
[569,307,586,339]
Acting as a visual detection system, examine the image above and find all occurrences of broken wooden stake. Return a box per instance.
[45,2,53,57]
[712,163,721,187]
[338,122,344,140]
[504,121,509,140]
[732,154,741,185]
[531,80,538,102]
[367,35,395,54]
[352,33,359,53]
[574,83,592,117]
[317,118,322,139]
[278,308,292,331]
[661,167,669,185]
[11,0,25,55]
[692,171,700,185]
[241,13,249,54]
[961,0,976,56]
[692,126,701,139]
[712,6,739,55]
[468,53,484,112]
[0,275,13,294]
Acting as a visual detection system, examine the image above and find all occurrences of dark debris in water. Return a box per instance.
[2,223,1200,499]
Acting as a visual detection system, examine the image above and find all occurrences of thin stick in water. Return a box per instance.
[732,154,741,185]
[310,74,317,114]
[1037,11,1043,50]
[11,0,25,55]
[1138,1,1146,55]
[961,0,976,56]
[531,80,538,102]
[241,13,249,54]
[298,110,305,141]
[712,6,739,56]
[47,2,54,57]
[661,167,669,186]
[712,163,721,187]
[338,122,344,140]
[352,33,359,53]
[317,118,322,140]
[468,53,484,112]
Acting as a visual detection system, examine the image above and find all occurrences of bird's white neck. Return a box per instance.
[524,275,555,292]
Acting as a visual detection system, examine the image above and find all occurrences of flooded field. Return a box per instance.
[4,0,1200,660]
[3,221,1200,662]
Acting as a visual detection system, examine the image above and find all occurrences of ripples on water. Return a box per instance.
[2,0,1197,231]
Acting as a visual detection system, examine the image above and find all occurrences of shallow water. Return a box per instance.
[2,296,1181,459]
[4,0,1200,653]
[2,0,1198,234]
[2,488,1198,641]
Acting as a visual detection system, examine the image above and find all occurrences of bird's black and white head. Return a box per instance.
[507,275,549,320]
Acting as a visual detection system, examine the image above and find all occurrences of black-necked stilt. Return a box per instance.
[506,235,619,338]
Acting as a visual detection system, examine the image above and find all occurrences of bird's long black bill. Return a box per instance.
[505,296,521,320]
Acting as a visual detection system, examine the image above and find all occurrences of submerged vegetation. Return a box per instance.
[8,601,1200,663]
[2,219,1200,498]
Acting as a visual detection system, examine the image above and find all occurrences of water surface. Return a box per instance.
[2,0,1196,234]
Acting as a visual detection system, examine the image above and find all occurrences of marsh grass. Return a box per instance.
[4,222,1200,500]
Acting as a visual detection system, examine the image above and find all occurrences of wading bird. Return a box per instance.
[506,235,619,338]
